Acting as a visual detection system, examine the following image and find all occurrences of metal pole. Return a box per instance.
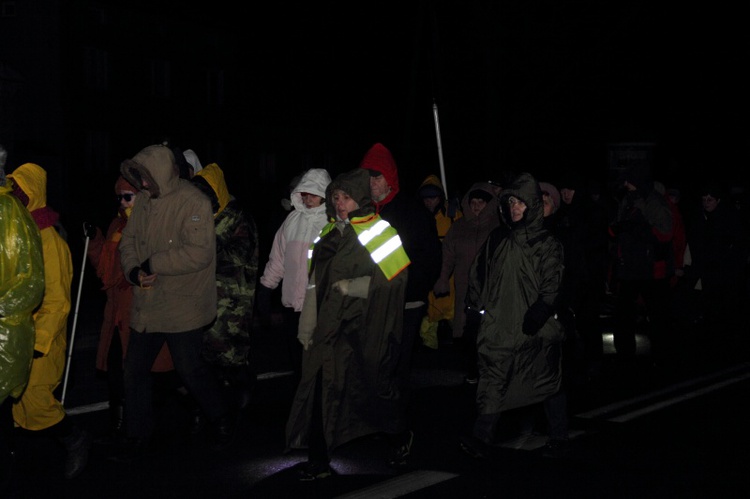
[432,99,448,197]
[61,231,90,406]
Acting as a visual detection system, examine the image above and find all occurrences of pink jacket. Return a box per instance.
[260,168,331,311]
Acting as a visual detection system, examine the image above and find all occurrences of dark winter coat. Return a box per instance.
[610,185,673,281]
[360,144,441,304]
[466,172,565,414]
[120,144,217,333]
[435,182,500,337]
[285,168,408,453]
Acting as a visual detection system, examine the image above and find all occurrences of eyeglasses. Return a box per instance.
[116,193,135,202]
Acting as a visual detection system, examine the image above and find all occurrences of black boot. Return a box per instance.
[188,406,207,436]
[211,412,237,452]
[226,364,256,411]
[95,402,125,445]
[60,425,92,479]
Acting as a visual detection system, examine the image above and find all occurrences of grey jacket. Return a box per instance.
[119,144,217,333]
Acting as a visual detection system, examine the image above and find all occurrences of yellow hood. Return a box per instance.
[8,163,47,212]
[195,163,231,216]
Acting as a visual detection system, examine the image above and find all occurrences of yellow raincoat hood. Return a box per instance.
[194,163,231,216]
[7,163,47,212]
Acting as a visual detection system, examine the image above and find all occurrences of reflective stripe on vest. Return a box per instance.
[308,216,410,280]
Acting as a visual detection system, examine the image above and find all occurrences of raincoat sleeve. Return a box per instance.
[33,232,73,355]
[259,223,287,289]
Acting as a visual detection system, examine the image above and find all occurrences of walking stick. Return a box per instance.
[432,99,449,197]
[61,225,90,406]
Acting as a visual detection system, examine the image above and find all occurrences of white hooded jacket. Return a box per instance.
[259,168,331,311]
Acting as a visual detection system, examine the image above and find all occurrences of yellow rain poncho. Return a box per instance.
[0,182,44,404]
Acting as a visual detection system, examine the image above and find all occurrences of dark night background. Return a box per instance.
[1,1,747,261]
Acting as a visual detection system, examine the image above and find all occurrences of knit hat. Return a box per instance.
[419,184,443,198]
[468,188,493,203]
[114,175,137,194]
[539,181,560,213]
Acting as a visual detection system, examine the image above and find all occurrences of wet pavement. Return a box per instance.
[6,292,750,498]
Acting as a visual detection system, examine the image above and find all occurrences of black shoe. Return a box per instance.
[459,435,490,459]
[296,461,332,481]
[188,410,207,436]
[388,430,414,468]
[61,427,92,479]
[211,413,237,452]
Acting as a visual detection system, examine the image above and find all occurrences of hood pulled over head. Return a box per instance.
[325,168,374,221]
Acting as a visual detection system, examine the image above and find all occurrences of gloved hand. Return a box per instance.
[522,300,553,336]
[83,222,97,239]
[332,277,370,298]
[433,277,450,297]
[128,267,142,285]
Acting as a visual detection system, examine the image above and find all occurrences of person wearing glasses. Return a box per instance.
[84,175,174,445]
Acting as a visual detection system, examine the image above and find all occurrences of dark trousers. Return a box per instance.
[614,278,670,360]
[124,328,228,439]
[307,369,329,464]
[393,305,425,431]
[107,327,125,406]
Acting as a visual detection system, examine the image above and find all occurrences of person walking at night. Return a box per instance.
[0,146,45,494]
[7,162,93,479]
[359,142,442,467]
[256,168,331,382]
[460,172,567,458]
[555,171,609,387]
[285,167,409,480]
[85,175,175,444]
[432,182,499,384]
[608,166,674,366]
[683,182,749,334]
[191,162,259,417]
[417,174,461,349]
[116,144,235,458]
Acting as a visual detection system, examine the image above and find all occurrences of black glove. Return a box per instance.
[522,300,553,336]
[83,222,97,239]
[140,259,152,275]
[255,283,273,328]
[128,267,141,285]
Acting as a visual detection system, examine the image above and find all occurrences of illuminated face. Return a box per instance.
[333,189,358,220]
[560,187,575,205]
[701,194,720,213]
[508,196,527,222]
[369,174,390,203]
[118,190,136,209]
[422,196,441,212]
[469,198,487,217]
[300,192,324,208]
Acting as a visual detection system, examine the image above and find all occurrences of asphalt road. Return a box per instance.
[8,298,750,498]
